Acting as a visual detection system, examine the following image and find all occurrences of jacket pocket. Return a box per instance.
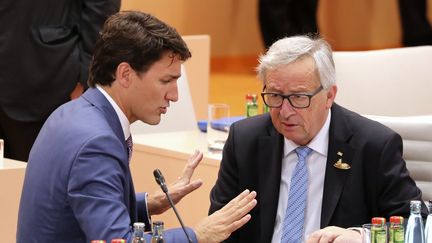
[37,25,78,45]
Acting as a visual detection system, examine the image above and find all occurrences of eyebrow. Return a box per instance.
[164,74,181,80]
[266,87,307,93]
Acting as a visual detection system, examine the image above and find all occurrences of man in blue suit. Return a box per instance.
[17,11,257,243]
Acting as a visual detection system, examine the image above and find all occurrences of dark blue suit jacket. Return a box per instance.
[17,88,196,242]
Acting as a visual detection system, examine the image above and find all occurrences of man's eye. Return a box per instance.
[291,95,307,100]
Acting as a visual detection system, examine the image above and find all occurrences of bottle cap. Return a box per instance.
[410,200,421,205]
[371,217,386,225]
[111,239,126,243]
[251,94,257,102]
[153,220,164,226]
[389,216,403,224]
[133,222,145,229]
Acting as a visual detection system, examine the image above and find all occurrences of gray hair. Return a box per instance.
[256,35,335,89]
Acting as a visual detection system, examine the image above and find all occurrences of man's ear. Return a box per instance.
[115,62,133,88]
[326,85,337,109]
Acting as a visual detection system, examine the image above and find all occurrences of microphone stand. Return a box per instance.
[153,169,193,243]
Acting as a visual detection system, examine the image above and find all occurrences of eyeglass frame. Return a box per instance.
[260,85,324,109]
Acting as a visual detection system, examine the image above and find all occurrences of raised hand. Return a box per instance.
[194,189,258,243]
[147,150,204,215]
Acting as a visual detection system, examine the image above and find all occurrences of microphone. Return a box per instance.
[153,169,193,243]
[153,169,168,193]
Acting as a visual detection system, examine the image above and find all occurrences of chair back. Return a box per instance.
[333,46,432,116]
[365,115,432,202]
[333,46,432,201]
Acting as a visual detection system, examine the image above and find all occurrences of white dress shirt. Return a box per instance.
[96,86,151,223]
[96,85,130,140]
[271,111,331,243]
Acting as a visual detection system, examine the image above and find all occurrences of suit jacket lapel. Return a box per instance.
[82,88,125,142]
[321,104,355,227]
[82,88,137,222]
[258,120,284,243]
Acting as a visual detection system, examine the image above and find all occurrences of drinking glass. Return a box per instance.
[363,223,388,243]
[207,104,230,152]
[362,224,372,243]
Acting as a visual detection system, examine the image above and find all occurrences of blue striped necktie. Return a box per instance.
[281,146,312,243]
[126,135,133,161]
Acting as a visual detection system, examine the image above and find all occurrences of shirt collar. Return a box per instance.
[96,85,131,140]
[283,110,331,157]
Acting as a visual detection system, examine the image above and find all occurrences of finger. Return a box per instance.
[223,190,257,214]
[222,196,257,222]
[317,232,336,243]
[223,197,257,232]
[175,179,203,196]
[187,150,203,169]
[306,233,320,243]
[228,189,254,204]
[179,150,203,182]
[226,214,252,233]
[218,189,250,213]
[169,179,203,202]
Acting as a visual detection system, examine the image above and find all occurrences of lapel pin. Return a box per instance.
[333,151,351,170]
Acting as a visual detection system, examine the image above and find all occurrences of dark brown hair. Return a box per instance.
[88,11,191,87]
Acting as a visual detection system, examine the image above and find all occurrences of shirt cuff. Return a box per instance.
[136,192,152,231]
[347,227,363,236]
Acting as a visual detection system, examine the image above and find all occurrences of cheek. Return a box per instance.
[141,83,162,101]
[269,108,280,122]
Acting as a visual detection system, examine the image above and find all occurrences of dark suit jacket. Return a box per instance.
[17,88,196,243]
[0,0,120,121]
[209,103,426,243]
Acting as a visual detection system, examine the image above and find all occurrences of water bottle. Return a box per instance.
[132,222,146,243]
[405,200,425,243]
[425,200,432,243]
[151,221,165,243]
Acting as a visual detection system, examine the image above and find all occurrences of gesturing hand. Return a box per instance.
[306,226,362,243]
[194,189,257,243]
[147,150,204,215]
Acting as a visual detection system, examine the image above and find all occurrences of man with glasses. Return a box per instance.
[209,35,426,243]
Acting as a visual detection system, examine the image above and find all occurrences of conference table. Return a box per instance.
[0,158,27,242]
[130,129,223,228]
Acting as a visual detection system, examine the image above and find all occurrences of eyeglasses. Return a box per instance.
[261,85,323,109]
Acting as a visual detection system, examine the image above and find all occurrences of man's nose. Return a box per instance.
[166,83,179,102]
[280,98,296,117]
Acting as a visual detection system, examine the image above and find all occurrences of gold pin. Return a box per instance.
[333,151,351,170]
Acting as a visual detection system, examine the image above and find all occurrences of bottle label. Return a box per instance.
[372,229,387,243]
[394,229,404,243]
[247,105,258,117]
[389,228,404,243]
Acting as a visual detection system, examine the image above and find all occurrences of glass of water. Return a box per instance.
[207,103,230,153]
